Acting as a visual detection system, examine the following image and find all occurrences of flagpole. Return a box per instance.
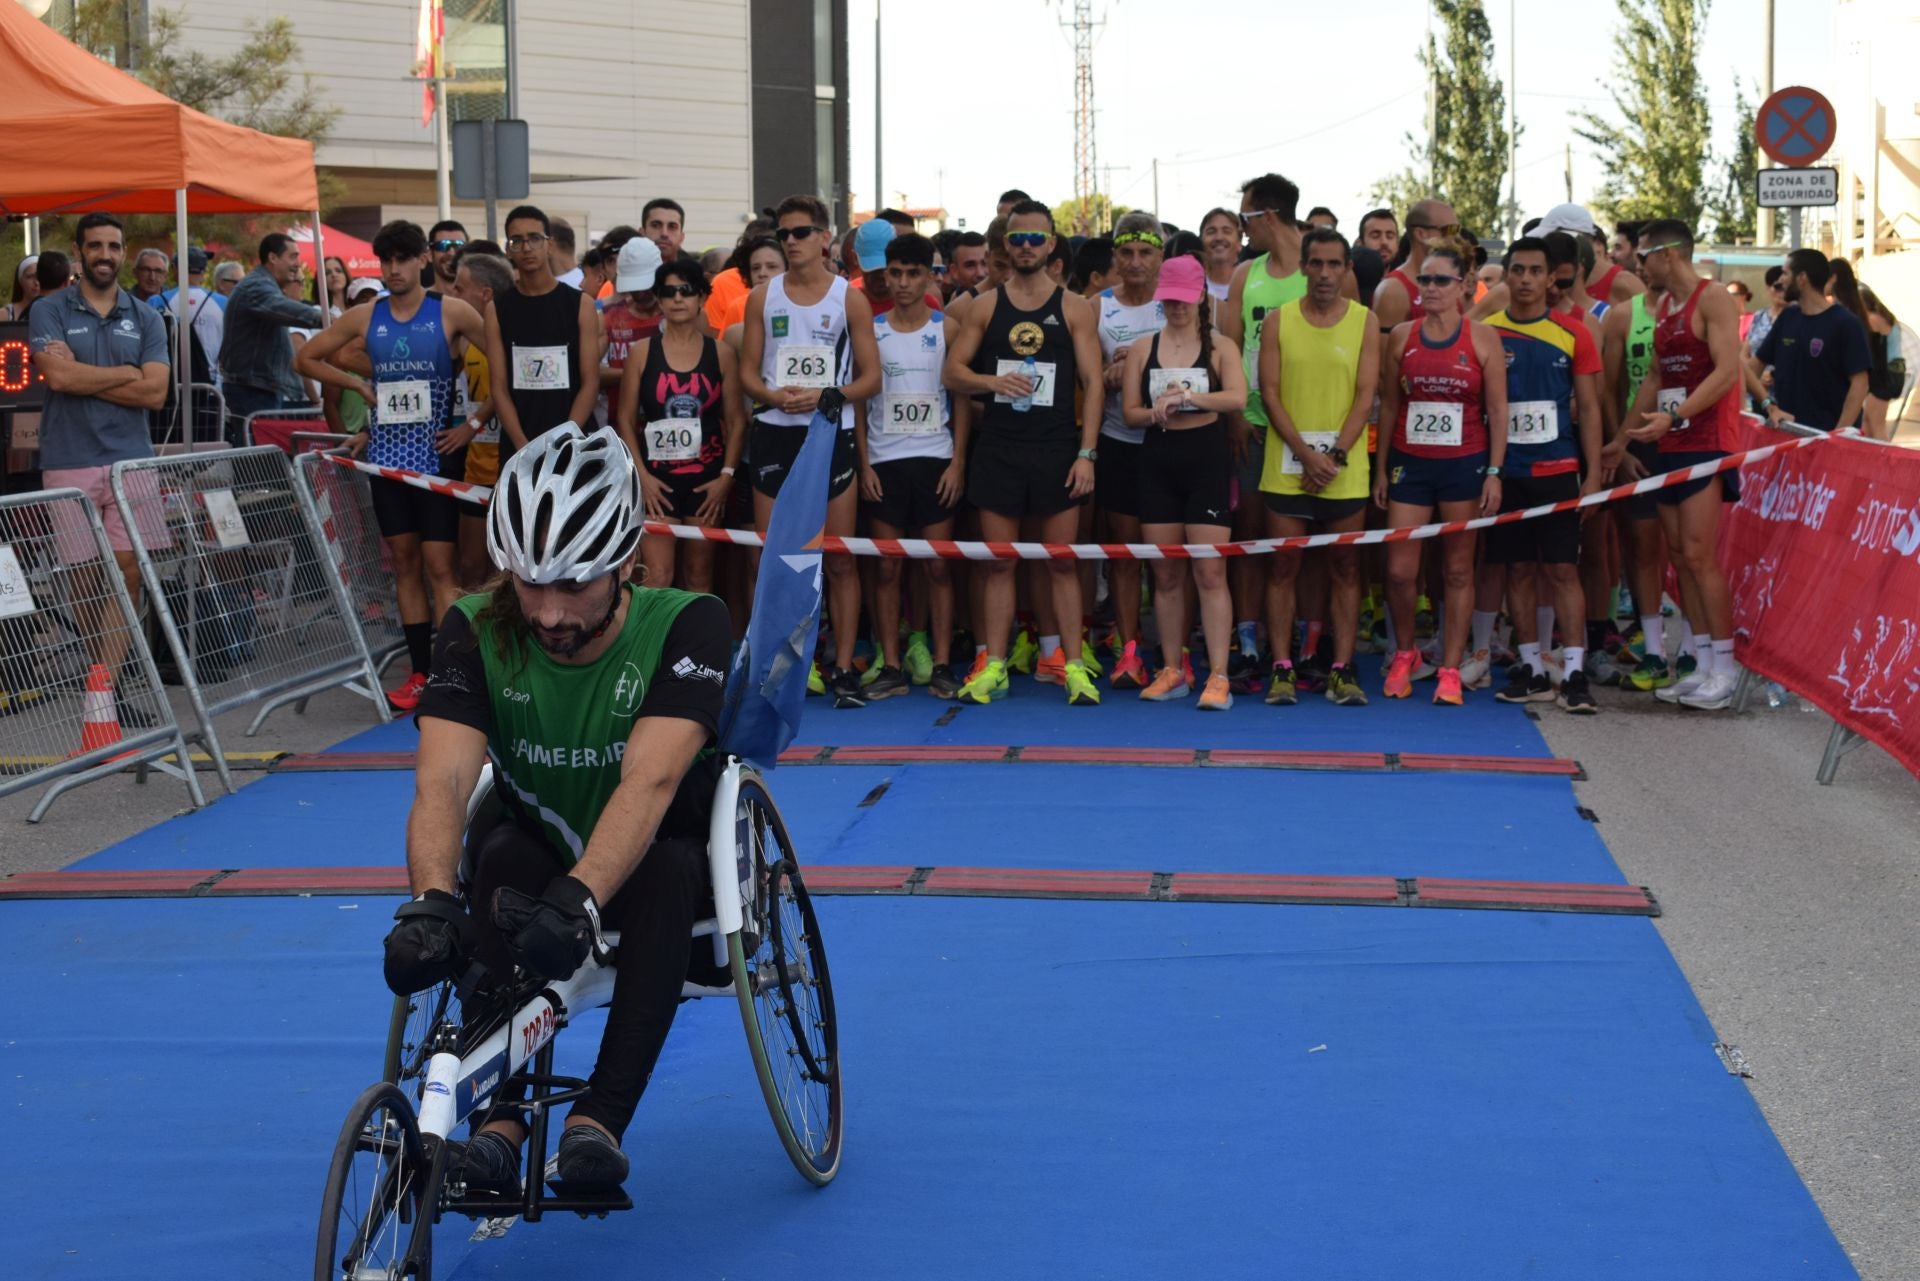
[435,79,452,222]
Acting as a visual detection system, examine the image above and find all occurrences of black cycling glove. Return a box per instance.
[382,889,476,995]
[492,875,607,982]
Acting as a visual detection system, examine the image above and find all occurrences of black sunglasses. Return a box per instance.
[776,225,826,242]
[655,283,699,299]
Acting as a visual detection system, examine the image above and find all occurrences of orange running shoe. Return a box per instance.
[1140,666,1190,701]
[385,671,429,712]
[1034,649,1068,685]
[1197,673,1234,711]
[1432,666,1464,706]
[1109,640,1149,689]
[1383,649,1419,698]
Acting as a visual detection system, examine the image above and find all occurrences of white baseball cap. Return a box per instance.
[614,237,664,293]
[345,277,383,301]
[1535,202,1601,238]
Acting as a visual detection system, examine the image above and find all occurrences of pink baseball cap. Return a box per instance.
[1153,254,1206,305]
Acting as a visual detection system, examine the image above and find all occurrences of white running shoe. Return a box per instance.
[1458,647,1494,690]
[1679,669,1738,710]
[1655,669,1708,703]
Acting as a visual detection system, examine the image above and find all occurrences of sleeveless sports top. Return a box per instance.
[366,293,456,471]
[1262,299,1370,500]
[1098,288,1166,445]
[971,286,1079,444]
[1590,263,1621,304]
[1621,292,1656,418]
[1394,318,1487,458]
[758,273,852,428]
[1138,330,1219,429]
[495,282,591,448]
[634,332,725,478]
[866,310,952,465]
[1385,267,1427,325]
[1652,280,1741,454]
[1238,254,1309,428]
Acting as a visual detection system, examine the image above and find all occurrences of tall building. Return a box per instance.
[1824,0,1919,262]
[35,0,851,251]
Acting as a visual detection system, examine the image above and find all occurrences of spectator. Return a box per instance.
[1725,279,1753,342]
[284,272,323,404]
[642,198,688,261]
[426,218,467,289]
[703,216,774,331]
[1306,206,1338,230]
[130,248,169,305]
[550,217,581,287]
[211,261,244,301]
[158,247,224,388]
[1827,259,1902,440]
[26,212,170,724]
[1750,249,1868,433]
[699,246,728,277]
[1746,265,1787,358]
[314,255,349,320]
[3,256,38,321]
[30,253,74,311]
[218,232,325,440]
[578,244,612,301]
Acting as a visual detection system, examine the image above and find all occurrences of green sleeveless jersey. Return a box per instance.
[1239,254,1309,428]
[455,584,707,865]
[1622,292,1656,418]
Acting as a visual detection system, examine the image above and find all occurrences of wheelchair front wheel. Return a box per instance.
[729,775,843,1186]
[382,980,459,1087]
[314,1081,442,1281]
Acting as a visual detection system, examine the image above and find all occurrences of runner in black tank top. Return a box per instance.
[488,207,603,465]
[971,285,1079,447]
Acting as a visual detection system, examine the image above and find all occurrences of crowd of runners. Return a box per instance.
[290,178,1794,718]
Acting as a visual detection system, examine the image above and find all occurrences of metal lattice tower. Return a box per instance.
[1066,0,1099,233]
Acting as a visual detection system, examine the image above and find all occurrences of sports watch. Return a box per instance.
[1077,447,1099,462]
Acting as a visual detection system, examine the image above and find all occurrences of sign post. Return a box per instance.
[1754,86,1836,253]
[452,119,531,243]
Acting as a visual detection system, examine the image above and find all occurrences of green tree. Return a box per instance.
[1369,0,1516,239]
[1052,194,1132,238]
[1573,0,1713,229]
[1709,79,1759,244]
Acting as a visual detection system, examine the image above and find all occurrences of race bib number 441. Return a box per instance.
[379,379,432,426]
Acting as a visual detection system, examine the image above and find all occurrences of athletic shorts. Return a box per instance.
[1386,449,1488,507]
[1094,436,1143,519]
[1621,440,1662,521]
[864,455,956,532]
[43,465,171,563]
[749,418,856,500]
[1137,423,1232,527]
[370,447,466,543]
[1263,492,1369,524]
[1485,469,1581,565]
[646,471,725,526]
[1653,449,1740,506]
[969,434,1083,519]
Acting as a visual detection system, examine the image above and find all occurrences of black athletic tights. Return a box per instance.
[467,821,723,1141]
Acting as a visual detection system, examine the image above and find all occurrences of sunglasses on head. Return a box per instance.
[1113,230,1164,248]
[431,238,466,252]
[1412,221,1462,237]
[654,282,699,299]
[1005,231,1050,249]
[1636,241,1685,262]
[775,225,825,242]
[1414,273,1461,288]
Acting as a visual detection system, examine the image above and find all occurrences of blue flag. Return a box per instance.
[718,411,835,769]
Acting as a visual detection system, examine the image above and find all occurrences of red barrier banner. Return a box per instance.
[1721,426,1920,779]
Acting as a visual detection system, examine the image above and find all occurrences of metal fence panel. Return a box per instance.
[111,446,389,795]
[0,488,205,822]
[293,450,408,676]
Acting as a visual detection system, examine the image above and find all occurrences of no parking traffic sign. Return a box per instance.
[1756,86,1835,167]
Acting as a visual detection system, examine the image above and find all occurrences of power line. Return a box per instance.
[1155,91,1423,169]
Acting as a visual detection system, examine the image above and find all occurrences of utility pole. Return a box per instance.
[1563,142,1572,203]
[1152,158,1160,219]
[1757,0,1775,246]
[1507,0,1518,240]
[1064,0,1100,235]
[873,0,882,219]
[1425,2,1438,189]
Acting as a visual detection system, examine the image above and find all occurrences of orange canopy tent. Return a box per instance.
[0,1,324,434]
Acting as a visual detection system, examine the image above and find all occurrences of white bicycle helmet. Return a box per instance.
[487,423,643,583]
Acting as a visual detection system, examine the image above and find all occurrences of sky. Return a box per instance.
[848,0,1835,233]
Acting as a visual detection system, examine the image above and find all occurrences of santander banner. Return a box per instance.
[1721,420,1920,779]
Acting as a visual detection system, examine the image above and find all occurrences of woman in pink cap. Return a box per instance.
[1120,253,1248,710]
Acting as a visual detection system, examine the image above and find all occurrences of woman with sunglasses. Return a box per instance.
[616,259,745,595]
[1374,244,1507,705]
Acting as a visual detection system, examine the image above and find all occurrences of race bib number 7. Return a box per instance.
[512,345,570,392]
[993,360,1057,407]
[777,344,835,388]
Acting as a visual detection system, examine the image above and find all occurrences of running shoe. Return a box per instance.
[385,670,429,712]
[1458,648,1494,690]
[904,631,934,685]
[1413,638,1440,682]
[1429,667,1461,705]
[1009,627,1039,675]
[928,664,963,700]
[455,1130,523,1199]
[1326,663,1368,706]
[1064,661,1101,706]
[1109,640,1148,689]
[1079,632,1104,678]
[1296,647,1331,694]
[859,659,883,687]
[1679,669,1738,710]
[1627,653,1673,691]
[1655,665,1708,705]
[1034,650,1067,686]
[1587,648,1626,687]
[1229,650,1267,695]
[1265,662,1298,705]
[1197,673,1234,711]
[966,650,989,682]
[1382,649,1419,698]
[807,663,826,697]
[864,665,909,700]
[829,666,866,709]
[556,1124,629,1191]
[1496,663,1554,703]
[1558,670,1598,714]
[1141,666,1190,701]
[958,658,1008,704]
[1180,648,1196,689]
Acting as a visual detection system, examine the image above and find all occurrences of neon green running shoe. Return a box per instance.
[1064,660,1102,706]
[1009,628,1039,675]
[1079,632,1104,678]
[1626,653,1672,691]
[904,631,934,685]
[958,658,1009,704]
[807,663,826,696]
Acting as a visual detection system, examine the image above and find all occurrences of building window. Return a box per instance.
[444,0,510,123]
[813,0,834,88]
[815,99,836,207]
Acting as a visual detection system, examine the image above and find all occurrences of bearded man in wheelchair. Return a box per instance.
[379,424,734,1197]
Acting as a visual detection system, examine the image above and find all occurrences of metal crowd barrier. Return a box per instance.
[110,446,390,795]
[0,488,205,822]
[292,449,409,677]
[244,407,326,451]
[153,381,227,448]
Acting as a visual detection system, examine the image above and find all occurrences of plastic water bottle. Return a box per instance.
[1763,680,1788,710]
[1012,356,1037,413]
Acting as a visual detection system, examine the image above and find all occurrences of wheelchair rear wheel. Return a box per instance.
[314,1081,442,1281]
[728,772,843,1186]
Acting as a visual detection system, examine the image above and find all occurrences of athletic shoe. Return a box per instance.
[1079,633,1104,678]
[958,659,1008,704]
[385,671,429,712]
[1034,650,1067,685]
[1432,667,1464,706]
[1265,663,1298,706]
[859,659,882,687]
[1009,627,1039,675]
[1064,661,1101,706]
[113,686,156,728]
[903,632,934,685]
[829,666,866,709]
[1141,666,1190,701]
[928,664,962,700]
[1412,648,1439,681]
[1458,648,1494,690]
[1656,666,1709,704]
[455,1130,523,1199]
[1558,670,1598,714]
[555,1124,629,1191]
[1382,649,1419,698]
[966,650,989,682]
[1109,640,1148,689]
[1181,648,1196,688]
[1496,663,1554,703]
[864,665,909,700]
[1197,673,1234,711]
[1675,653,1699,681]
[1587,648,1626,687]
[1627,653,1673,691]
[1229,651,1266,695]
[806,663,826,697]
[1295,648,1331,694]
[1326,663,1368,706]
[1679,669,1738,710]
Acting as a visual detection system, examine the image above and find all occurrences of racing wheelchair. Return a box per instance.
[314,756,842,1280]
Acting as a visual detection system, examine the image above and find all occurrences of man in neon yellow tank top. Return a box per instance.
[382,424,734,1198]
[1599,283,1681,690]
[1255,228,1379,708]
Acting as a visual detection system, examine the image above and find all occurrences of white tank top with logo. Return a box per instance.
[758,273,854,428]
[865,312,952,465]
[1097,289,1166,445]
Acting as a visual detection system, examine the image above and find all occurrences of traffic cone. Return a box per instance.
[74,665,127,759]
